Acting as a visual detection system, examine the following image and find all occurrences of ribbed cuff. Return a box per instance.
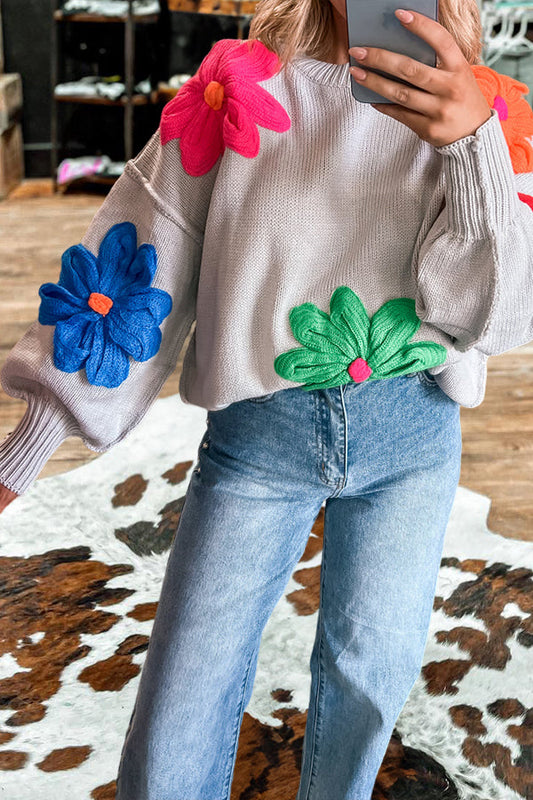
[0,393,78,495]
[435,107,522,239]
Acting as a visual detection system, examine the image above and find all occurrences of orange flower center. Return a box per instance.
[88,292,113,316]
[204,81,225,111]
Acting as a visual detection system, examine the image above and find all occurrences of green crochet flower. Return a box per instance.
[274,286,447,391]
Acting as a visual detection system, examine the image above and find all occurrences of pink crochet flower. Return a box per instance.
[160,38,291,176]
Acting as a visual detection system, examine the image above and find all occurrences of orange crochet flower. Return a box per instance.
[471,64,533,173]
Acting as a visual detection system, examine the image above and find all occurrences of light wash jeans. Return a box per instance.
[115,370,462,800]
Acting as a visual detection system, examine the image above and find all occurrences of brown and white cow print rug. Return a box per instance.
[0,394,531,800]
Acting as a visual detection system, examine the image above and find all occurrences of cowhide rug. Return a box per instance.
[0,394,531,800]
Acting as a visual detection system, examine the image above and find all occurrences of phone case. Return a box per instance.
[345,1,439,103]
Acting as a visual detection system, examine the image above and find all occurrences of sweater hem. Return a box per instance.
[0,391,80,495]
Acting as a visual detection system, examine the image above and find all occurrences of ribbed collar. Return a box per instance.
[290,56,351,88]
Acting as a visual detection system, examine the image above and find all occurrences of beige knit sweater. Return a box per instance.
[1,41,533,495]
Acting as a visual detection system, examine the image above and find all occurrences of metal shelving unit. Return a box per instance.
[50,0,160,192]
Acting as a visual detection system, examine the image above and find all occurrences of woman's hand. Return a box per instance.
[0,483,19,513]
[348,8,493,148]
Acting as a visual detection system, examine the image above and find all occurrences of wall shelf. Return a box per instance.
[53,10,160,23]
[54,92,153,106]
[50,0,160,192]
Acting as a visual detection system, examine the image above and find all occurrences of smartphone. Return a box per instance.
[346,1,439,104]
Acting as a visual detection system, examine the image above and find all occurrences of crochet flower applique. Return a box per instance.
[471,64,533,174]
[274,286,447,392]
[159,38,291,176]
[38,221,172,389]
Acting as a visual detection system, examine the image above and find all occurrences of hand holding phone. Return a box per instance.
[344,7,493,149]
[346,1,439,104]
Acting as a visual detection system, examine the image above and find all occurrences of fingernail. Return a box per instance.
[351,47,367,60]
[396,9,414,22]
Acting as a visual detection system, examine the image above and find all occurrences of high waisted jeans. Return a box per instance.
[115,370,462,800]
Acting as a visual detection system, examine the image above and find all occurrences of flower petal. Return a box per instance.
[179,103,225,176]
[58,242,99,297]
[274,347,350,390]
[225,78,291,133]
[114,243,157,293]
[96,222,138,296]
[329,286,371,356]
[222,97,260,157]
[518,192,533,212]
[115,287,172,325]
[216,38,282,85]
[367,298,420,366]
[197,38,233,84]
[106,311,162,361]
[38,283,89,324]
[111,306,152,332]
[53,311,96,372]
[506,131,533,173]
[288,301,358,358]
[370,341,448,379]
[471,64,533,173]
[84,317,131,387]
[160,81,205,146]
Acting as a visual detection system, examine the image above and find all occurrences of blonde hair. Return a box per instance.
[248,0,484,71]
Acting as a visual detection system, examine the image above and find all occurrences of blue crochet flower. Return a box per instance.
[38,221,172,388]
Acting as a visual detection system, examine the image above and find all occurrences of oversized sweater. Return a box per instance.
[2,38,533,496]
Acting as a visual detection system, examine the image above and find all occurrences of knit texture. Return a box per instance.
[274,287,448,390]
[471,65,533,173]
[2,40,533,495]
[160,38,291,175]
[38,221,172,388]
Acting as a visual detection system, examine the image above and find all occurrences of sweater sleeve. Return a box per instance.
[0,126,218,495]
[412,106,533,357]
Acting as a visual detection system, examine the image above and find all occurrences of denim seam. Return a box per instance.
[342,389,348,489]
[301,524,328,799]
[221,643,258,800]
[320,398,329,484]
[115,695,139,797]
[314,393,326,486]
[332,387,348,497]
[316,392,338,488]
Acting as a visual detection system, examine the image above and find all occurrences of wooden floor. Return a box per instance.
[1,180,532,542]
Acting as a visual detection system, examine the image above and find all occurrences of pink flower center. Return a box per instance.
[204,81,225,111]
[88,292,113,316]
[347,357,372,383]
[493,94,508,121]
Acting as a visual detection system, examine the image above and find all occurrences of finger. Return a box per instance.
[351,67,440,116]
[371,103,427,127]
[371,102,438,143]
[349,45,448,97]
[395,8,465,73]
